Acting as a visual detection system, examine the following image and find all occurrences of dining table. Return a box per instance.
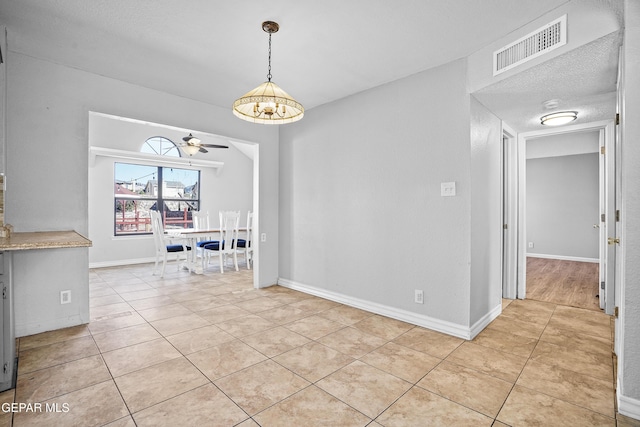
[165,227,246,274]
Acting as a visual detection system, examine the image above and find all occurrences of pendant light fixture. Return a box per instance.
[233,21,304,125]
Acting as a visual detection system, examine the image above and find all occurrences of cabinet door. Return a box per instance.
[0,252,6,387]
[0,251,15,392]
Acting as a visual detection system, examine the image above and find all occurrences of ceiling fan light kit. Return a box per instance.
[182,144,201,156]
[180,133,228,156]
[233,21,304,125]
[182,133,201,145]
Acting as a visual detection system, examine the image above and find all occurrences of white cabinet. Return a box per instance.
[0,251,15,391]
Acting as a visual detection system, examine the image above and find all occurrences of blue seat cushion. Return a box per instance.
[197,240,219,248]
[237,239,251,248]
[166,244,191,252]
[204,240,239,251]
[203,242,221,251]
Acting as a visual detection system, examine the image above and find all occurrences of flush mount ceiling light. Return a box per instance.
[540,111,578,126]
[232,21,304,125]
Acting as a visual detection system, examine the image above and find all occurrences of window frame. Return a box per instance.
[113,136,199,236]
[114,163,201,237]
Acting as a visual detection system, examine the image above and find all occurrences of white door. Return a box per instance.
[502,126,518,300]
[598,131,606,310]
[603,122,617,315]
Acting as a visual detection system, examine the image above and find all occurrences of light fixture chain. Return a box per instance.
[267,33,272,82]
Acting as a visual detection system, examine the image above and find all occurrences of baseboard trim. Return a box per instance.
[89,257,156,269]
[618,386,640,421]
[470,303,502,339]
[526,253,598,263]
[277,278,472,340]
[16,315,87,338]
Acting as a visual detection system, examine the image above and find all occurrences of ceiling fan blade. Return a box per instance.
[199,147,208,153]
[201,144,229,149]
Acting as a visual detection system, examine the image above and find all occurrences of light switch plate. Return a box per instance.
[441,182,456,197]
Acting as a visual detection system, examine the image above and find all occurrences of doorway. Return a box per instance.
[87,112,261,289]
[524,129,600,311]
[504,120,616,315]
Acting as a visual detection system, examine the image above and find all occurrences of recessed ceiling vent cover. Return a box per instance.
[493,14,567,76]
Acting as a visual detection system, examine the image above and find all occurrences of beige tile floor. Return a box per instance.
[0,262,637,426]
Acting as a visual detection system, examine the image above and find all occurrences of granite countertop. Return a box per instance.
[0,231,92,251]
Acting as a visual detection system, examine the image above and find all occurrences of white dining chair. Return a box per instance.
[150,210,191,277]
[236,211,254,269]
[192,210,219,270]
[203,210,240,273]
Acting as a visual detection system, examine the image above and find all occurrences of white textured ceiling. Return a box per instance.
[474,30,621,132]
[0,0,622,131]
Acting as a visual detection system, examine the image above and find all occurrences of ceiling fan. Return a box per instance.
[180,133,228,155]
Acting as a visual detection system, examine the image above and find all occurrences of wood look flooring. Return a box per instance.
[526,257,601,312]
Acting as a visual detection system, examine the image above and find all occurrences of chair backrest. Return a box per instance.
[192,211,210,230]
[219,210,241,251]
[149,210,166,254]
[245,211,254,248]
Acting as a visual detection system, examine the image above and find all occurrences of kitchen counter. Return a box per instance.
[0,230,92,251]
[0,230,92,392]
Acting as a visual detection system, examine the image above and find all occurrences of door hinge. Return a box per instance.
[601,213,605,222]
[503,224,508,230]
[608,237,620,245]
[600,146,606,155]
[601,281,605,290]
[1,284,5,300]
[616,210,620,222]
[2,363,6,374]
[614,306,619,318]
[616,113,620,125]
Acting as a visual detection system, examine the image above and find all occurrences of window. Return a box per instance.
[114,163,200,235]
[141,136,181,157]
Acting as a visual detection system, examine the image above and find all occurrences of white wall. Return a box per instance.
[4,47,279,336]
[279,59,476,336]
[526,153,599,260]
[469,97,502,327]
[0,27,5,174]
[619,0,640,415]
[526,130,600,159]
[87,114,253,267]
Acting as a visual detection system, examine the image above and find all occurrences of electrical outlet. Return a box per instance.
[261,233,267,242]
[528,242,534,248]
[414,290,424,304]
[60,290,71,305]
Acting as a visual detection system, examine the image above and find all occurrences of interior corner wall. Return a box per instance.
[620,0,640,410]
[4,48,279,336]
[469,97,502,326]
[526,153,599,260]
[279,59,472,329]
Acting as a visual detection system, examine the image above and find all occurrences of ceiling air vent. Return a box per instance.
[493,14,567,76]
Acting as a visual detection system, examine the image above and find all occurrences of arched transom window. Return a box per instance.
[141,136,181,157]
